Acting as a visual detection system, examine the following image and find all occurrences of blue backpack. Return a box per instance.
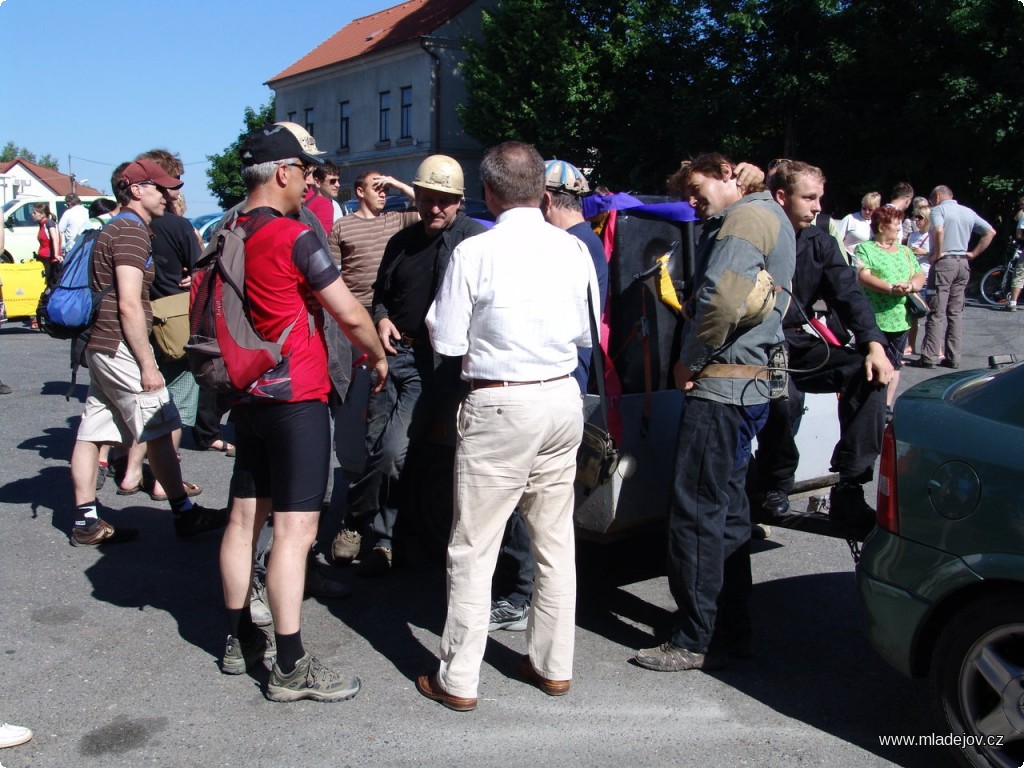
[37,212,142,339]
[36,211,146,398]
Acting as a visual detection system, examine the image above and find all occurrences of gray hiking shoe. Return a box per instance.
[489,599,529,631]
[331,528,362,563]
[635,642,713,672]
[249,580,273,627]
[221,632,270,675]
[265,654,361,703]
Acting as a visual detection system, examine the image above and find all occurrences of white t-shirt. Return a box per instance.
[837,211,872,262]
[58,204,90,256]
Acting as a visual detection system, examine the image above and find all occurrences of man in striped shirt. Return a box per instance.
[68,159,224,546]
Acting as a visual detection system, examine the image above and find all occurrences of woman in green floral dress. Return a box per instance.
[855,206,926,420]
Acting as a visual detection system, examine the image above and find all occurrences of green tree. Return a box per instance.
[460,0,1024,232]
[206,99,276,210]
[1,141,59,170]
[459,0,609,170]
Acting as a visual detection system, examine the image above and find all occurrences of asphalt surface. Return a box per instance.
[2,298,1022,768]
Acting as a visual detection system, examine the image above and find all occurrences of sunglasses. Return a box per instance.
[913,214,925,220]
[767,158,791,172]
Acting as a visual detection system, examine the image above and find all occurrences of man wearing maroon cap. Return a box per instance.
[68,159,226,546]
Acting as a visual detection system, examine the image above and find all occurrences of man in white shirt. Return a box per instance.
[417,141,599,712]
[58,193,90,257]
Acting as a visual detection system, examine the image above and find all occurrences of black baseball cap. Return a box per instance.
[240,122,325,167]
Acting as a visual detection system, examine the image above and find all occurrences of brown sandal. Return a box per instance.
[150,480,203,502]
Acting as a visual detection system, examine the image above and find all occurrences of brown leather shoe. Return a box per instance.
[415,672,477,712]
[517,655,571,696]
[70,519,139,547]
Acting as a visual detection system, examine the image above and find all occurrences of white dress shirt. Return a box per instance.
[426,206,599,382]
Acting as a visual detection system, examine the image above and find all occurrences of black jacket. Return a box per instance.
[783,224,886,352]
[371,212,487,325]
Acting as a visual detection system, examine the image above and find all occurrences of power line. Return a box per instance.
[68,155,212,167]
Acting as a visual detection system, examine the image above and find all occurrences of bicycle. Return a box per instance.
[978,243,1022,306]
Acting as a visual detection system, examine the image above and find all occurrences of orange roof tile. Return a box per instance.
[0,159,102,197]
[268,0,478,84]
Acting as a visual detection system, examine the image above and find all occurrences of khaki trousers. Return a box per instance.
[437,377,582,698]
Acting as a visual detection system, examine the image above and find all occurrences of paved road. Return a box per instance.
[1,300,1021,768]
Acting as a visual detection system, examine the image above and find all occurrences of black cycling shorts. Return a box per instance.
[229,401,330,512]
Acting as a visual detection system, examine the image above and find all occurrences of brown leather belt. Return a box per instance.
[400,333,418,346]
[470,373,572,390]
[694,364,770,381]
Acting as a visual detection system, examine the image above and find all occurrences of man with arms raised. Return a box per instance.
[334,155,486,576]
[635,153,794,672]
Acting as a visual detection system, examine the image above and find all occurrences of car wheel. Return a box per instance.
[932,595,1024,768]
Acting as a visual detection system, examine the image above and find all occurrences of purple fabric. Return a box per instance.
[582,194,697,223]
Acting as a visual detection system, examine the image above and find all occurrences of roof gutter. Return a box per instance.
[419,37,443,154]
[419,36,464,155]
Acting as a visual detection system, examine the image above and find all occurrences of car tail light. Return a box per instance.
[876,424,899,534]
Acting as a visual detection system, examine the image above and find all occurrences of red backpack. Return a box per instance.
[185,212,309,399]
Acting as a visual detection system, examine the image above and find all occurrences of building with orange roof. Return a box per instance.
[267,0,496,197]
[0,159,102,206]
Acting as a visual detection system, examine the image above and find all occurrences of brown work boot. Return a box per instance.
[357,546,393,577]
[331,527,362,564]
[71,519,139,547]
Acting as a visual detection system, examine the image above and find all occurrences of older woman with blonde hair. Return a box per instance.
[838,191,881,264]
[904,202,933,354]
[855,206,926,420]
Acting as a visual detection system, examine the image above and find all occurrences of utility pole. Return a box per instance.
[68,154,76,194]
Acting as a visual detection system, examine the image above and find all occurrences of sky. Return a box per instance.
[0,0,401,217]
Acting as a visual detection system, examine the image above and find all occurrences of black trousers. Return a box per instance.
[755,330,886,492]
[668,397,767,653]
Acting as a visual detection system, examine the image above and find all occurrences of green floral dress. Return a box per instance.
[854,241,923,332]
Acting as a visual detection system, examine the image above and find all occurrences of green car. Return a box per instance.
[858,360,1024,768]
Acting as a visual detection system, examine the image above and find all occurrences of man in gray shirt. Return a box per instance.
[918,185,995,368]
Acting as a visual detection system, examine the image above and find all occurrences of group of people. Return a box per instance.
[49,117,1002,710]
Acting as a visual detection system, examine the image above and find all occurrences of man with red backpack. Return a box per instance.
[216,123,387,702]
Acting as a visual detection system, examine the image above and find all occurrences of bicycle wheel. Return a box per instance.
[979,267,1007,305]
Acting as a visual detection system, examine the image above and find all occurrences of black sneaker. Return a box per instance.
[174,505,228,539]
[760,490,790,518]
[829,482,875,537]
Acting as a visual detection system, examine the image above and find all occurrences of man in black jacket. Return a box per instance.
[335,155,487,575]
[756,161,893,535]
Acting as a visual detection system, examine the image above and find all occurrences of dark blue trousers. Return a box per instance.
[668,396,767,653]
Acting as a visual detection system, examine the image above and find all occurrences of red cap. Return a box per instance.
[120,159,183,190]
